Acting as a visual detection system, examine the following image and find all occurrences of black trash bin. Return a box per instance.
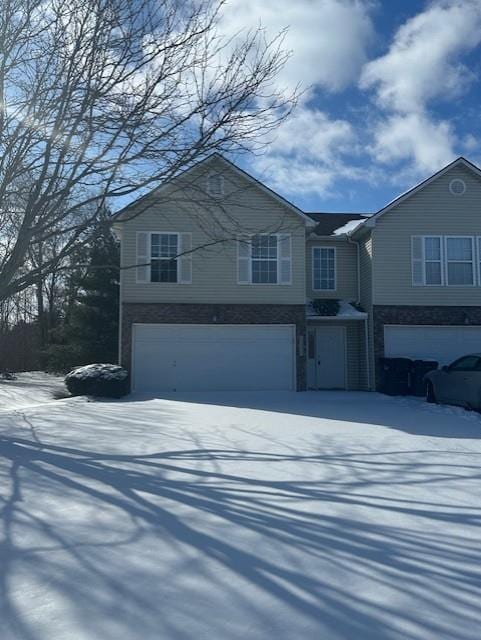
[379,357,413,396]
[410,360,438,397]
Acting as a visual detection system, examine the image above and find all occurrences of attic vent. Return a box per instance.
[449,178,466,195]
[207,173,224,198]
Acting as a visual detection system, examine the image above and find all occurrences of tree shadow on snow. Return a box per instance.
[1,423,481,639]
[126,390,481,439]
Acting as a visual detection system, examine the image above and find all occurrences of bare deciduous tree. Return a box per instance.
[0,0,295,302]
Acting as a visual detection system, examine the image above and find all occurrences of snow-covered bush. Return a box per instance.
[312,299,340,316]
[65,363,129,398]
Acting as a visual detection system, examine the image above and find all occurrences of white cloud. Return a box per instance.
[368,113,456,173]
[462,133,479,152]
[265,108,355,158]
[219,0,375,94]
[218,1,481,197]
[217,1,375,197]
[252,108,360,197]
[360,0,481,175]
[360,0,481,112]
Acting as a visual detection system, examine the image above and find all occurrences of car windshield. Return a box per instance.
[449,356,481,371]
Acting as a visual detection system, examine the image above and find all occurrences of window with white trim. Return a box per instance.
[478,237,481,285]
[424,236,443,285]
[412,236,443,285]
[445,236,474,285]
[251,234,278,283]
[150,233,178,283]
[412,235,479,286]
[237,233,291,285]
[312,247,336,290]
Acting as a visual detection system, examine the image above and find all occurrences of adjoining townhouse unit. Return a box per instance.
[351,156,481,388]
[113,154,481,393]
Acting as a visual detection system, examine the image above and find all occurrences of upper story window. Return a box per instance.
[445,237,474,285]
[251,235,278,283]
[207,173,224,198]
[478,237,481,284]
[412,235,476,286]
[424,237,443,284]
[237,234,291,285]
[151,233,178,283]
[136,231,192,284]
[312,246,336,290]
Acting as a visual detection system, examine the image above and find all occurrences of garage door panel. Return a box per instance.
[384,326,481,365]
[132,324,295,392]
[135,324,290,343]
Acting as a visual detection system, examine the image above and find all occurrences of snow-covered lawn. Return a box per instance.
[0,371,66,411]
[1,390,481,640]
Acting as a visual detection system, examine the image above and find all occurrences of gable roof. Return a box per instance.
[308,212,370,236]
[113,153,316,227]
[360,156,481,231]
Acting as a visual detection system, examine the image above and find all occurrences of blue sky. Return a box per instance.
[219,0,481,213]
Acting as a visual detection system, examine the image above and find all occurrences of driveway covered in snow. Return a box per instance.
[1,391,481,640]
[0,372,66,411]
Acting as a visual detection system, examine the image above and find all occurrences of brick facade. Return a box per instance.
[373,305,481,388]
[121,303,307,390]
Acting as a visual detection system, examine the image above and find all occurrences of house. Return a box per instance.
[113,154,481,393]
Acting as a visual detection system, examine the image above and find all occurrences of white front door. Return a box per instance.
[313,326,346,389]
[132,324,296,392]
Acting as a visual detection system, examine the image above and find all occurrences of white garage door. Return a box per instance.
[384,325,481,365]
[132,324,295,392]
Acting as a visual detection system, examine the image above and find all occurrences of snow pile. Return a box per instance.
[306,299,367,318]
[332,219,365,235]
[337,300,367,318]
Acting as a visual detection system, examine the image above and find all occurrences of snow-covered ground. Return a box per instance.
[1,390,481,640]
[0,371,67,411]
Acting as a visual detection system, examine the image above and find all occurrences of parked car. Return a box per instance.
[425,354,481,410]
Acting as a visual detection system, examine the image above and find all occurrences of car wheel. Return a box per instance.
[426,381,437,404]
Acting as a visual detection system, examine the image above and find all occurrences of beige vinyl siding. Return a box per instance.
[372,164,481,305]
[119,159,306,304]
[306,237,358,301]
[308,320,363,390]
[359,234,373,310]
[359,233,374,390]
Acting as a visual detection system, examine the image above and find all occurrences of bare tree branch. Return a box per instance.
[0,0,297,302]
